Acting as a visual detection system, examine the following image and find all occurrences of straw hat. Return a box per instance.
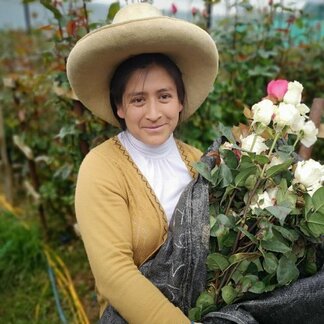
[66,2,219,127]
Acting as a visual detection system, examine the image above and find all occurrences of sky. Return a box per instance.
[0,0,310,30]
[93,0,307,13]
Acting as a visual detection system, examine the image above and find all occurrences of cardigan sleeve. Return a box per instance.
[75,150,191,324]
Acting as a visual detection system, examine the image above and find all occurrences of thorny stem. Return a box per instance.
[225,191,236,215]
[82,0,90,33]
[293,134,301,149]
[260,131,281,179]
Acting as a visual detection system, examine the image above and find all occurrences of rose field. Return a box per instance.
[0,1,323,323]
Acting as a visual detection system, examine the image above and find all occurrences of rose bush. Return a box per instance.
[189,80,324,321]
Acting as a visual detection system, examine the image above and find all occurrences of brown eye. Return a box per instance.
[130,96,145,106]
[160,93,172,102]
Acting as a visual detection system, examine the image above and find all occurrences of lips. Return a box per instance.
[142,124,166,130]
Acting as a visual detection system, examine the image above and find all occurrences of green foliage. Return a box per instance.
[0,211,45,289]
[180,1,324,159]
[0,1,118,236]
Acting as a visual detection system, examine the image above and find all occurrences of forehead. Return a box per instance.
[124,64,176,92]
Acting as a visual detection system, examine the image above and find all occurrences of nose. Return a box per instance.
[145,99,162,121]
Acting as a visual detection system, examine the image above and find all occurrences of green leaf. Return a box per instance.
[299,220,313,237]
[263,252,278,274]
[261,231,291,253]
[240,155,254,169]
[232,270,243,284]
[211,214,235,238]
[219,164,234,187]
[277,144,294,155]
[206,253,230,271]
[276,255,299,285]
[249,281,265,294]
[277,179,297,210]
[238,260,250,273]
[229,252,260,265]
[304,193,313,219]
[259,220,274,241]
[188,307,202,321]
[254,155,270,165]
[244,174,258,190]
[312,187,324,214]
[265,205,291,226]
[194,161,213,183]
[252,258,263,272]
[221,285,238,304]
[240,276,252,292]
[40,0,62,20]
[222,149,239,169]
[272,226,299,242]
[265,159,293,178]
[56,125,78,139]
[307,213,324,237]
[244,274,259,282]
[220,231,237,249]
[237,226,258,244]
[195,291,214,309]
[218,123,236,143]
[210,166,223,187]
[235,166,257,187]
[107,1,120,22]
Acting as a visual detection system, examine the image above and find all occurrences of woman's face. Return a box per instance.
[117,64,183,146]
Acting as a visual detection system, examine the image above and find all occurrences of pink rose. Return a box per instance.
[267,79,288,101]
[192,7,199,16]
[171,3,177,15]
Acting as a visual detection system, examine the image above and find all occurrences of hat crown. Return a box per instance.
[113,3,162,24]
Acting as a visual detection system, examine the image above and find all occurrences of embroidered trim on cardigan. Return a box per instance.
[112,136,168,236]
[175,140,196,178]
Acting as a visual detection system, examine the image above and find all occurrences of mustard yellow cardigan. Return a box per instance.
[75,136,202,324]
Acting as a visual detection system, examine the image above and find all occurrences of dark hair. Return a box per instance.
[110,53,186,130]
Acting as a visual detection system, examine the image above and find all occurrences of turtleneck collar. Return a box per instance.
[122,130,175,159]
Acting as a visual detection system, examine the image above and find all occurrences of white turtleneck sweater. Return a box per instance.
[118,131,193,223]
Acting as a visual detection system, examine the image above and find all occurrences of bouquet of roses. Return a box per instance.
[189,80,324,321]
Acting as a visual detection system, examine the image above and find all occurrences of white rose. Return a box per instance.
[300,120,318,147]
[283,81,303,105]
[296,103,310,115]
[250,188,278,213]
[241,133,268,154]
[266,155,285,170]
[252,99,275,125]
[308,182,323,197]
[221,142,233,150]
[273,102,300,129]
[290,114,305,133]
[294,159,324,191]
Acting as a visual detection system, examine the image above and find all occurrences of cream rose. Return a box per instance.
[266,155,285,170]
[251,188,278,212]
[300,120,318,147]
[241,133,268,154]
[283,81,303,105]
[273,102,301,129]
[294,159,324,196]
[296,103,310,116]
[252,99,275,126]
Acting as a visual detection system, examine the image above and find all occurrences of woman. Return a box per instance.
[66,2,218,323]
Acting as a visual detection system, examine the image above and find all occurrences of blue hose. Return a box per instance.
[47,262,68,324]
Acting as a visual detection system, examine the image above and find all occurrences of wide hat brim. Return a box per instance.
[66,6,219,127]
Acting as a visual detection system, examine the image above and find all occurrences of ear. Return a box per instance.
[117,105,125,119]
[178,103,183,113]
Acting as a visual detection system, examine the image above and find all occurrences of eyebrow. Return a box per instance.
[126,87,175,99]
